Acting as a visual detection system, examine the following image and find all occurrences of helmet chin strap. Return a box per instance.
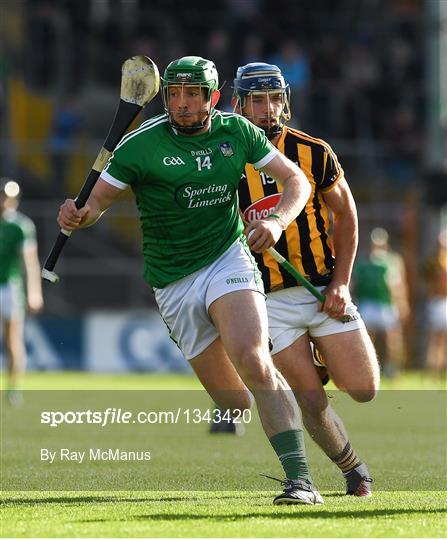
[171,113,211,133]
[261,123,282,140]
[175,125,204,134]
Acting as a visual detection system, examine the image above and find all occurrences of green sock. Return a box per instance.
[269,429,311,482]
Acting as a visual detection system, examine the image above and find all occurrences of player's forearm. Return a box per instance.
[58,180,122,231]
[331,211,358,286]
[77,187,117,228]
[26,262,43,297]
[77,195,105,228]
[260,154,311,229]
[272,171,311,229]
[392,289,410,317]
[23,247,44,308]
[389,263,410,316]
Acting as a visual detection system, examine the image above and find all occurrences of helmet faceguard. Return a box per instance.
[232,62,291,139]
[162,56,219,133]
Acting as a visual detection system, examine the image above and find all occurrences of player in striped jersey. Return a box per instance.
[233,63,380,496]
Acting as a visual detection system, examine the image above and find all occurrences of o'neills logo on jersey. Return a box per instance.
[242,193,282,222]
[175,182,234,209]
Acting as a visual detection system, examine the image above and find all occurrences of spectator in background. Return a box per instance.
[0,179,44,406]
[0,41,10,103]
[129,34,159,66]
[384,104,421,184]
[423,230,447,374]
[268,40,310,130]
[382,36,418,108]
[225,0,262,24]
[337,41,381,140]
[310,35,343,138]
[240,33,264,65]
[50,96,80,193]
[206,29,233,106]
[353,228,409,377]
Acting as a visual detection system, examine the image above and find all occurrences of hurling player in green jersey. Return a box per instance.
[58,56,323,505]
[353,228,409,378]
[0,179,44,406]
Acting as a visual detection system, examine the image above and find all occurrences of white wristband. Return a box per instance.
[267,213,287,231]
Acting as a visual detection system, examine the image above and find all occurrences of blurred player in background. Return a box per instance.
[0,179,44,405]
[353,228,409,377]
[57,56,323,505]
[423,229,447,373]
[233,62,379,496]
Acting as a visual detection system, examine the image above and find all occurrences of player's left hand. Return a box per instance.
[245,219,282,253]
[320,282,351,320]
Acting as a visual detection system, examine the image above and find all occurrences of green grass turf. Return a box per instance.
[1,369,445,390]
[1,490,446,538]
[1,371,446,537]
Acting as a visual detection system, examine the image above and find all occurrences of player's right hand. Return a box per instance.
[245,218,283,253]
[57,199,90,231]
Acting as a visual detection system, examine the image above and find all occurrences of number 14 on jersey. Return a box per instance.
[196,156,212,171]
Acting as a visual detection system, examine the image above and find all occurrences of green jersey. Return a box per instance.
[0,210,36,285]
[354,251,400,305]
[102,110,278,288]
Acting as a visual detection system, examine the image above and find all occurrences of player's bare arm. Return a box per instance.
[245,153,311,253]
[388,254,410,322]
[57,179,123,231]
[22,244,44,313]
[321,177,358,319]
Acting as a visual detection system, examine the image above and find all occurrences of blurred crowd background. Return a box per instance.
[0,0,446,373]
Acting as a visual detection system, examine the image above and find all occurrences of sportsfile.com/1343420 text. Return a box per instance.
[40,407,252,428]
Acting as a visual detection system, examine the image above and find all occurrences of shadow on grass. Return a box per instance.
[0,494,240,506]
[75,507,446,523]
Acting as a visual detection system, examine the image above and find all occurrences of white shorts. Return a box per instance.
[267,286,364,355]
[427,297,447,331]
[358,301,399,330]
[154,238,264,360]
[0,281,25,322]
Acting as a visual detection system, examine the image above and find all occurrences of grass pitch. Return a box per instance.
[1,371,446,538]
[2,490,445,538]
